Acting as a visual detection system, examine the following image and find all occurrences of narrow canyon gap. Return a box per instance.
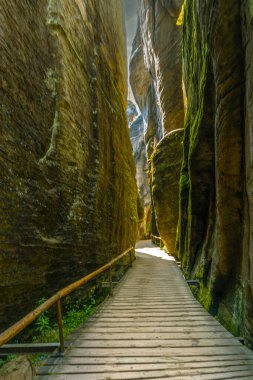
[0,0,253,356]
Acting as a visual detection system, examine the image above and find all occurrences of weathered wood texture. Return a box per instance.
[36,241,253,379]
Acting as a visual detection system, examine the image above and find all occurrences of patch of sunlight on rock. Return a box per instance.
[135,240,175,261]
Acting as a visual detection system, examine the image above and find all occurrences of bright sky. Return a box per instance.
[123,0,138,100]
[123,0,138,62]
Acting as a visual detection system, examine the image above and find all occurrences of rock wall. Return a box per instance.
[127,100,138,124]
[242,0,253,345]
[151,129,183,253]
[129,0,184,247]
[178,0,253,346]
[0,0,138,331]
[139,0,184,135]
[128,104,151,239]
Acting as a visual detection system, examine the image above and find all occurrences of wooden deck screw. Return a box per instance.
[56,300,65,354]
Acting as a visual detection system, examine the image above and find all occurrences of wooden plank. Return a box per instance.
[82,320,225,327]
[95,312,210,317]
[39,362,253,379]
[93,315,211,320]
[92,309,210,314]
[73,326,228,333]
[107,302,200,306]
[68,332,233,340]
[35,367,253,380]
[41,359,253,369]
[45,355,253,365]
[104,304,202,308]
[65,338,241,348]
[115,292,192,296]
[65,346,250,357]
[114,295,193,298]
[100,308,204,313]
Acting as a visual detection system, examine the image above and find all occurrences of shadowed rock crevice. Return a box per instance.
[128,102,151,239]
[129,0,185,248]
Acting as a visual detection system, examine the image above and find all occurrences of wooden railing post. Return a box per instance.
[56,300,65,354]
[133,248,135,262]
[129,250,132,267]
[152,234,163,248]
[109,266,113,296]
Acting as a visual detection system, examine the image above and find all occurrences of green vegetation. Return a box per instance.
[179,171,189,200]
[36,283,108,365]
[249,0,253,23]
[0,355,16,369]
[27,294,99,366]
[0,285,105,369]
[33,295,96,343]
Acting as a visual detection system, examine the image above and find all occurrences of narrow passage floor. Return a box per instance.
[36,240,253,379]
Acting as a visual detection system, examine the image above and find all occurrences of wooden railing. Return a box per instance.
[151,234,163,248]
[0,247,134,355]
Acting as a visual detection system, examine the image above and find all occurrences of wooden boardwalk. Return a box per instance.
[36,241,253,379]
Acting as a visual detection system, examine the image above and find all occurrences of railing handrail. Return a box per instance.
[151,234,162,240]
[0,246,134,349]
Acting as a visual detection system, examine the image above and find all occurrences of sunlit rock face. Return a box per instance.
[127,100,138,124]
[0,0,138,331]
[178,0,253,346]
[129,0,184,244]
[127,102,151,239]
[129,19,151,117]
[139,0,184,135]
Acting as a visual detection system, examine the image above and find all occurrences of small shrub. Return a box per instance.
[35,298,50,336]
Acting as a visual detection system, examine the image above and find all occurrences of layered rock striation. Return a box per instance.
[178,0,253,346]
[0,0,138,331]
[128,103,151,238]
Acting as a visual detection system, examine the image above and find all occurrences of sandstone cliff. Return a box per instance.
[129,0,253,346]
[129,0,184,248]
[0,0,138,331]
[178,0,253,346]
[242,0,253,345]
[128,102,151,239]
[151,129,183,253]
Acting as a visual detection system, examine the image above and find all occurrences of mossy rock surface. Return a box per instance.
[151,129,183,253]
[0,356,34,380]
[177,0,252,344]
